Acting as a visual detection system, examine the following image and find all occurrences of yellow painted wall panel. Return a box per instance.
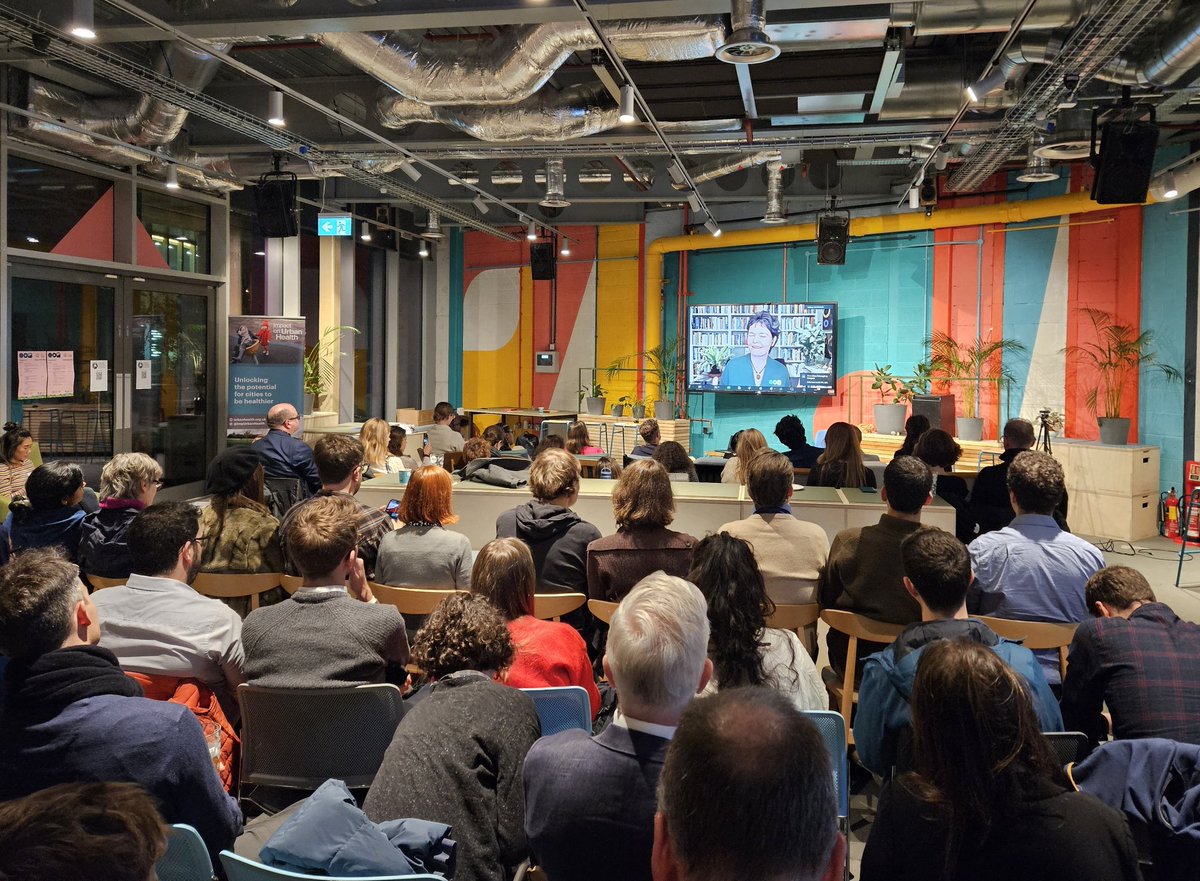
[596,224,643,405]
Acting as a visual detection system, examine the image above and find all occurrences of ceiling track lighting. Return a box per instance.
[560,240,571,256]
[704,219,722,237]
[418,241,430,258]
[965,66,1007,104]
[687,193,702,213]
[69,0,96,40]
[618,84,637,124]
[360,221,371,242]
[908,187,920,209]
[165,165,180,190]
[399,159,422,182]
[267,89,285,127]
[526,220,538,241]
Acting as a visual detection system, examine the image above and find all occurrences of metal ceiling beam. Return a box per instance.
[867,32,903,116]
[735,64,759,119]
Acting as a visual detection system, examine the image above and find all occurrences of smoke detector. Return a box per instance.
[716,28,781,63]
[1016,155,1060,183]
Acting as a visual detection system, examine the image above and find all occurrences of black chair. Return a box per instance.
[263,476,305,520]
[1045,731,1092,767]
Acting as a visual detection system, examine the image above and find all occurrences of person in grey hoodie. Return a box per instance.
[495,448,600,594]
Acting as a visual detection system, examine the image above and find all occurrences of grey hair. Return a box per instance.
[99,453,162,501]
[607,572,709,718]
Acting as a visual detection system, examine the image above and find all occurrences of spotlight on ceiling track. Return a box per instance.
[70,0,96,39]
[561,240,571,257]
[267,90,285,127]
[1161,171,1180,200]
[418,241,430,258]
[360,221,371,242]
[908,187,920,209]
[165,165,180,190]
[619,85,637,124]
[687,193,702,213]
[399,160,421,182]
[526,220,537,241]
[704,219,722,237]
[965,66,1007,104]
[473,195,489,214]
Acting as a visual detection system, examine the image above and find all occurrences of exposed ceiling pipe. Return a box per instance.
[895,0,1101,36]
[1099,2,1200,86]
[716,0,780,64]
[762,160,786,223]
[318,17,726,106]
[997,33,1064,86]
[878,60,1016,119]
[674,149,782,189]
[540,158,570,208]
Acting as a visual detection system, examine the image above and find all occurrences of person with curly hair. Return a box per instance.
[688,532,825,711]
[364,594,541,881]
[652,440,698,482]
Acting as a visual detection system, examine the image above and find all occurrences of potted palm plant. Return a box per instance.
[869,364,910,435]
[303,325,359,414]
[927,332,1026,441]
[1062,308,1181,445]
[607,337,679,421]
[578,378,607,416]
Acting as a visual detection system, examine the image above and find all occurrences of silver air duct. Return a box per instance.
[998,34,1064,85]
[319,17,725,107]
[673,150,782,189]
[424,211,444,239]
[896,0,1100,36]
[540,158,570,208]
[762,161,786,224]
[1100,3,1200,86]
[717,0,780,64]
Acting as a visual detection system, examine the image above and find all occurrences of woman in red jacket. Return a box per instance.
[472,537,600,719]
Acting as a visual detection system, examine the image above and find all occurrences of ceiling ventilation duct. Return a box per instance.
[716,0,780,64]
[540,158,571,208]
[898,0,1098,36]
[1016,153,1060,182]
[318,17,726,106]
[762,161,786,224]
[1033,108,1095,160]
[1099,3,1200,86]
[424,211,444,239]
[671,150,782,189]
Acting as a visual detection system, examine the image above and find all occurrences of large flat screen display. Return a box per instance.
[687,302,837,396]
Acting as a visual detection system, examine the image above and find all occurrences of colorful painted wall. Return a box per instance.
[453,170,1193,491]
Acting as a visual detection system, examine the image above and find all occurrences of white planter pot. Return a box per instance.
[873,403,907,435]
[957,416,984,441]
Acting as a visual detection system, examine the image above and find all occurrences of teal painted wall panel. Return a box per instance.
[448,228,464,404]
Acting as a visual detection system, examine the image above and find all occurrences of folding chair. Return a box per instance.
[521,686,591,736]
[236,683,405,803]
[192,572,283,613]
[370,583,469,616]
[802,710,851,881]
[220,852,441,881]
[975,616,1078,682]
[279,574,304,594]
[820,609,907,746]
[156,824,215,881]
[264,477,305,520]
[533,592,587,621]
[587,598,618,624]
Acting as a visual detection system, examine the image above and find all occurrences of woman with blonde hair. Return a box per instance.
[807,421,875,488]
[78,452,162,579]
[586,459,698,601]
[565,421,603,456]
[720,427,769,484]
[472,537,600,717]
[359,417,391,478]
[375,465,472,588]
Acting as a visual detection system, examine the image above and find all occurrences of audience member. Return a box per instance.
[242,495,408,688]
[77,452,161,579]
[1062,566,1200,746]
[630,419,661,457]
[376,465,473,589]
[0,421,35,501]
[689,533,825,710]
[894,414,931,459]
[970,417,1067,534]
[853,423,882,461]
[587,460,698,602]
[774,414,823,469]
[0,782,168,881]
[387,425,423,472]
[471,537,599,716]
[5,462,88,562]
[718,449,829,613]
[854,527,1062,776]
[0,550,242,859]
[425,401,466,455]
[198,445,283,576]
[450,414,474,438]
[653,687,845,881]
[91,502,246,721]
[818,456,932,676]
[498,448,601,593]
[914,428,974,542]
[968,450,1102,684]
[461,437,495,470]
[860,639,1140,881]
[807,421,876,488]
[532,434,566,458]
[524,574,712,881]
[484,424,506,452]
[364,595,540,881]
[566,421,603,455]
[254,403,321,497]
[720,427,768,485]
[724,429,743,459]
[279,435,393,579]
[359,417,393,478]
[596,455,621,479]
[652,440,698,482]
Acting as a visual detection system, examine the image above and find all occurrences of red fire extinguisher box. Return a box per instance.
[1183,462,1200,542]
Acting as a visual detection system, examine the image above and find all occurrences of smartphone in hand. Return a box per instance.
[386,498,401,519]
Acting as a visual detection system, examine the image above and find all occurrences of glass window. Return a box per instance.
[230,209,266,314]
[354,243,384,420]
[137,189,211,274]
[7,156,113,257]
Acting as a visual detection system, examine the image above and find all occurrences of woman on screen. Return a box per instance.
[718,309,792,390]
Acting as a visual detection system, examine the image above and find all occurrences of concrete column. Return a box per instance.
[384,249,400,416]
[265,236,300,316]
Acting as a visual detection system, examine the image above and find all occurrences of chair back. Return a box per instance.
[220,852,442,881]
[192,572,283,613]
[86,574,127,590]
[532,592,586,621]
[237,683,404,794]
[1044,731,1092,768]
[820,609,907,745]
[371,583,468,616]
[587,598,618,624]
[521,686,591,736]
[801,710,850,881]
[264,476,305,520]
[157,824,215,881]
[767,603,820,632]
[976,616,1078,681]
[279,574,304,594]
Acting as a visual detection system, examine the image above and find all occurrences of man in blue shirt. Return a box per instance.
[968,450,1103,684]
[254,402,321,497]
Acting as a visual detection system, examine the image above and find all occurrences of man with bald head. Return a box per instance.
[254,402,321,496]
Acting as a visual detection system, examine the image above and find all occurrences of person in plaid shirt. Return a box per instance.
[1061,566,1200,747]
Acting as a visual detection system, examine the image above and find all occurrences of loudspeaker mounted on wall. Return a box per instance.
[530,242,557,280]
[253,170,299,238]
[816,212,850,265]
[1090,105,1159,205]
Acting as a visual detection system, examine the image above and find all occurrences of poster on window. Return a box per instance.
[227,316,305,437]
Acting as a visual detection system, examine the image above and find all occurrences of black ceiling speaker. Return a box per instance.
[253,170,299,238]
[1090,104,1158,205]
[530,242,557,280]
[816,212,850,265]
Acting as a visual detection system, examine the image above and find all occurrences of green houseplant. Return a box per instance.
[1062,308,1181,445]
[869,363,911,435]
[578,378,607,416]
[927,332,1026,441]
[607,336,679,420]
[303,325,359,414]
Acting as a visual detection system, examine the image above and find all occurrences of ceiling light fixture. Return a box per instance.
[687,192,702,213]
[965,66,1008,104]
[165,165,180,189]
[560,240,571,256]
[908,187,920,209]
[704,219,722,237]
[360,221,371,242]
[1160,170,1180,200]
[398,159,421,181]
[267,90,285,127]
[1016,154,1060,184]
[526,220,537,241]
[473,195,489,214]
[69,0,96,40]
[619,84,637,124]
[418,241,429,258]
[25,236,39,244]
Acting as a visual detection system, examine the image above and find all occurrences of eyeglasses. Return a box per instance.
[153,479,164,488]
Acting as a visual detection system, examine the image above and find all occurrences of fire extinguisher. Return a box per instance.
[1188,493,1200,542]
[1167,487,1180,539]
